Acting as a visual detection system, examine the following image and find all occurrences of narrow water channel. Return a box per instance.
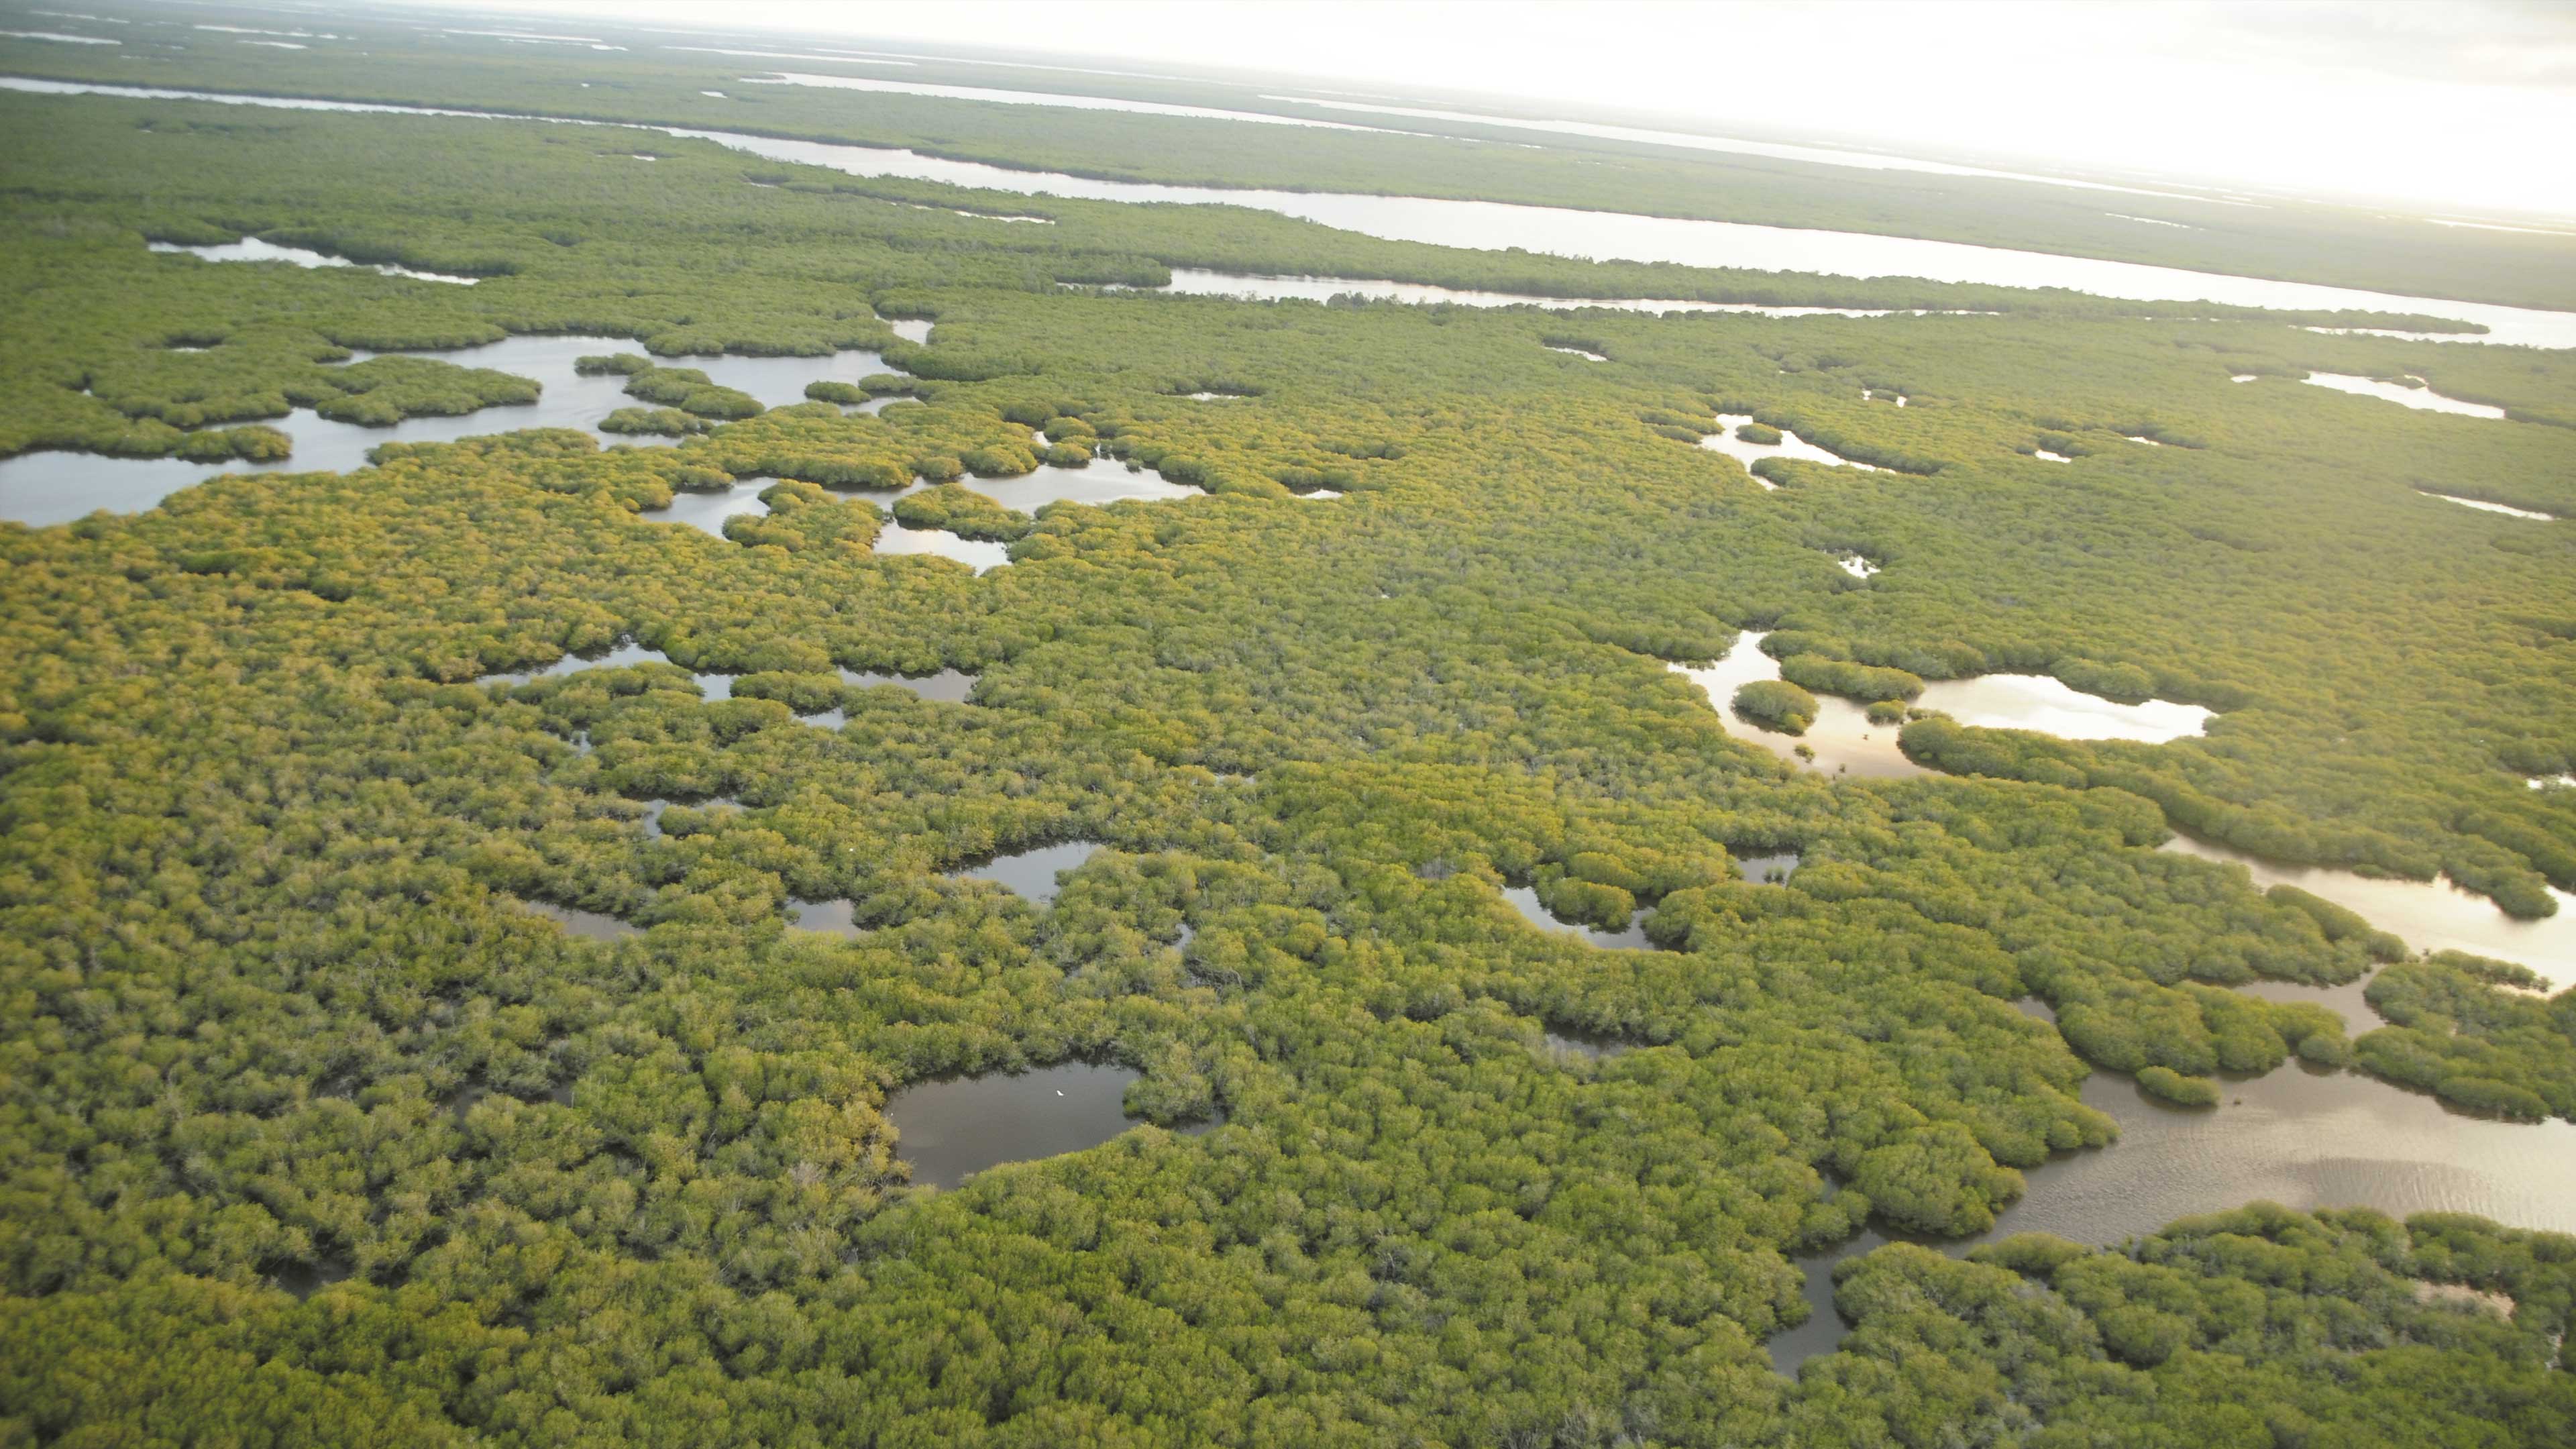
[476,640,734,698]
[2301,372,2508,419]
[1149,269,1909,318]
[1501,884,1655,950]
[151,236,478,283]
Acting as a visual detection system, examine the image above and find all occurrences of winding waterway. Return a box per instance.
[151,235,478,283]
[2302,372,2508,419]
[9,78,2572,344]
[1148,269,1909,318]
[1502,884,1655,950]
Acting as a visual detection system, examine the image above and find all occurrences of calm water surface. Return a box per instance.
[651,480,769,537]
[839,665,977,702]
[787,897,863,936]
[1256,95,2254,206]
[1502,884,1656,950]
[151,235,477,284]
[1773,1055,2576,1372]
[1668,631,1923,780]
[958,460,1197,510]
[1917,674,2210,743]
[1669,630,2209,777]
[669,347,896,409]
[2419,491,2556,521]
[1150,269,1907,318]
[2302,372,2506,419]
[1698,413,1883,478]
[955,840,1100,904]
[0,333,909,527]
[886,1061,1144,1189]
[477,640,733,698]
[0,333,655,525]
[751,71,1399,132]
[525,900,641,940]
[0,323,909,527]
[875,519,1011,571]
[1736,851,1801,883]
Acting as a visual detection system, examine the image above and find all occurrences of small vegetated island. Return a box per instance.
[1,7,2574,1446]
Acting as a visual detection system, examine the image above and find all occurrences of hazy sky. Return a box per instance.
[411,0,2576,217]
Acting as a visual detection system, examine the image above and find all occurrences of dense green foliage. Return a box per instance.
[2,12,2574,1445]
[2356,954,2576,1121]
[1790,1204,2576,1446]
[1733,678,1819,734]
[2135,1064,2223,1106]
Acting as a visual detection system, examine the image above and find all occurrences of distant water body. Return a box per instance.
[9,78,2572,345]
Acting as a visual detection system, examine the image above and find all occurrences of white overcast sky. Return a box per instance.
[411,0,2576,217]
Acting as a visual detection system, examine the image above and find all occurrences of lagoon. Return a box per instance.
[885,1061,1146,1190]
